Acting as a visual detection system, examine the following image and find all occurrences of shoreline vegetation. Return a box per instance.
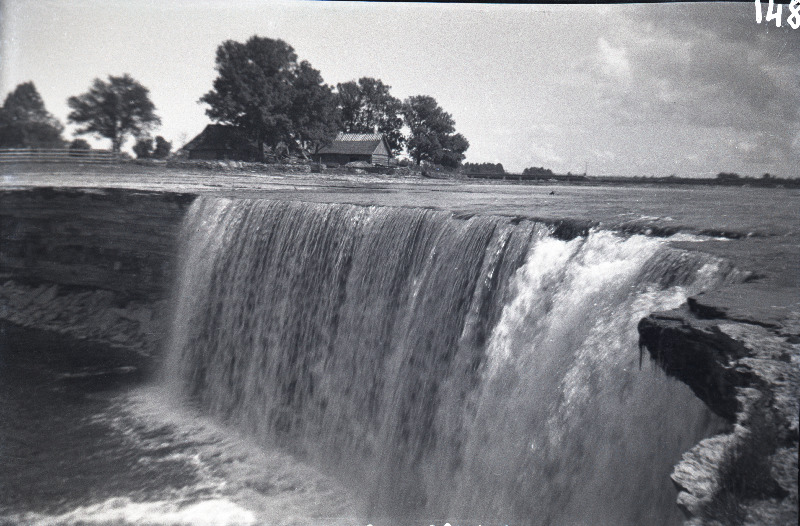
[119,158,800,189]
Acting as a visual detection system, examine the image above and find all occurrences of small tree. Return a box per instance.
[463,162,504,174]
[67,74,161,152]
[0,82,64,148]
[523,166,555,176]
[153,136,172,159]
[133,137,153,159]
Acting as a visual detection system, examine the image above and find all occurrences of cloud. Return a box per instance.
[591,149,616,162]
[528,143,564,166]
[589,3,799,173]
[596,37,630,81]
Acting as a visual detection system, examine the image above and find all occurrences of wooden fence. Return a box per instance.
[0,148,119,164]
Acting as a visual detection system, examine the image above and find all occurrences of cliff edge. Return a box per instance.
[0,188,194,354]
[639,284,799,525]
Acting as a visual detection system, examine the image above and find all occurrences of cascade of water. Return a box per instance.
[165,197,739,525]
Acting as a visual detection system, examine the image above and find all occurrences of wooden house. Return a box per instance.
[182,124,257,161]
[315,133,392,167]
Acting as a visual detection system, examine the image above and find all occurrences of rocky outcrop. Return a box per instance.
[0,187,194,300]
[0,281,167,354]
[0,188,193,353]
[639,284,799,525]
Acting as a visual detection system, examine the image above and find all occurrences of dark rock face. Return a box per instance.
[0,187,194,301]
[0,188,194,352]
[639,284,799,525]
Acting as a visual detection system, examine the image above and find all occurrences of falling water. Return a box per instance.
[165,197,740,525]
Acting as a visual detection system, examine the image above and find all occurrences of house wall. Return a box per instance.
[371,153,389,166]
[371,139,391,166]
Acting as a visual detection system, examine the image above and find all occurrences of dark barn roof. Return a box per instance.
[317,133,389,156]
[183,124,251,151]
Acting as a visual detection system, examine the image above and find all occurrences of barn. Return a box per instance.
[182,124,257,161]
[315,133,392,167]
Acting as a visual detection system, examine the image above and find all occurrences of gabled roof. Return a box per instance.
[336,133,383,141]
[182,124,252,151]
[317,132,390,156]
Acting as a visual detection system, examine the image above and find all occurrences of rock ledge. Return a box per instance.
[639,284,799,525]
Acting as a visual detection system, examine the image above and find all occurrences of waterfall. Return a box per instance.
[164,197,740,525]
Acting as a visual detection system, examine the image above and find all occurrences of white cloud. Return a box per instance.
[585,3,799,176]
[591,149,616,162]
[596,37,631,80]
[526,143,564,166]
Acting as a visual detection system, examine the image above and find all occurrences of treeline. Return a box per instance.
[462,162,504,174]
[522,166,555,176]
[0,78,172,159]
[711,172,798,187]
[569,173,800,188]
[0,35,469,167]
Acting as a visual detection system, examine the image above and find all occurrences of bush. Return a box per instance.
[69,138,91,150]
[153,136,171,159]
[133,137,153,159]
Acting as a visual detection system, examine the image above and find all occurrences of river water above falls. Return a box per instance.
[1,196,747,525]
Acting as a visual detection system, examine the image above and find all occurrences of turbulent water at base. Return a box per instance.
[165,197,742,525]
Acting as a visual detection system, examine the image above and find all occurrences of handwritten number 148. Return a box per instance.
[755,0,800,28]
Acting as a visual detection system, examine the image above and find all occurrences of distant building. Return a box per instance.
[182,124,257,161]
[315,133,392,167]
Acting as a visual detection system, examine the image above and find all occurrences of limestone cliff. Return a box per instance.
[0,188,194,352]
[639,285,799,525]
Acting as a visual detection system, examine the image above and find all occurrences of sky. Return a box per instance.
[1,0,798,177]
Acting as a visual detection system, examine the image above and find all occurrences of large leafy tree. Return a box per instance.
[402,95,468,167]
[0,81,64,148]
[289,61,340,156]
[437,133,470,168]
[201,36,338,160]
[336,77,405,155]
[67,74,161,152]
[133,137,153,159]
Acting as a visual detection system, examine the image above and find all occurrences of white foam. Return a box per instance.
[9,497,256,526]
[448,230,723,523]
[89,386,362,526]
[668,232,730,242]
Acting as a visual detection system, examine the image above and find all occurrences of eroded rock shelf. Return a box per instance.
[640,285,799,525]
